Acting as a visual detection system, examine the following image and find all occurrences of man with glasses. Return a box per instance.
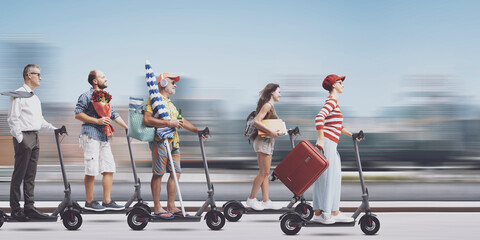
[143,73,202,219]
[7,64,57,220]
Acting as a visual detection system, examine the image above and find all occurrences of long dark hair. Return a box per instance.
[256,83,279,113]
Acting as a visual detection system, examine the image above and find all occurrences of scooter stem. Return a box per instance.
[125,129,139,184]
[54,126,70,190]
[198,127,213,190]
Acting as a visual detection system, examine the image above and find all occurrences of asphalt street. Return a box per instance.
[0,212,479,240]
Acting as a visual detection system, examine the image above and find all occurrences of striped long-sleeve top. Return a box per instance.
[315,96,344,144]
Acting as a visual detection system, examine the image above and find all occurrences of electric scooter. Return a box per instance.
[222,127,315,222]
[0,126,84,230]
[126,127,226,230]
[279,131,380,235]
[80,129,148,214]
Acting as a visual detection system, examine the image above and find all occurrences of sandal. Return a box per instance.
[152,211,174,219]
[172,211,190,217]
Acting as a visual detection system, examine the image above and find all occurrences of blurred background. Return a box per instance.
[1,0,480,183]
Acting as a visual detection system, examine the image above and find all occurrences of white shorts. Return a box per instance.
[79,135,116,176]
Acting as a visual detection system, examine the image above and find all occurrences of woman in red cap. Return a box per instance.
[312,74,355,224]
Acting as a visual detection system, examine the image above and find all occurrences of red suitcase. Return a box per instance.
[273,140,329,196]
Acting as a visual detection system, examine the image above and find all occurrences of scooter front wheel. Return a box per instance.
[360,215,380,235]
[280,213,302,235]
[205,210,225,230]
[62,210,82,230]
[127,210,149,230]
[294,203,314,220]
[223,202,243,222]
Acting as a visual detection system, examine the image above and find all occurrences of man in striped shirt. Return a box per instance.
[74,70,128,211]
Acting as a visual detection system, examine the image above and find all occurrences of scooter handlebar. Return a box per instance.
[55,125,67,136]
[198,127,210,137]
[287,126,300,136]
[352,130,364,141]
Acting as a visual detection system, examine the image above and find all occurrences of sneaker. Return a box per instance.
[332,212,354,223]
[246,198,265,211]
[84,200,106,211]
[102,200,125,210]
[262,200,282,210]
[312,212,335,224]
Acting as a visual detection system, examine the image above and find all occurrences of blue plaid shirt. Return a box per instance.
[74,88,119,142]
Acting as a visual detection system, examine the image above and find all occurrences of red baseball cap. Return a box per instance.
[322,74,345,91]
[157,72,180,84]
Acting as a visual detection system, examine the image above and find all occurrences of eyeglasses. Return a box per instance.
[30,72,41,77]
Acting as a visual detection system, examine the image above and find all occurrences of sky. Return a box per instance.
[1,0,479,116]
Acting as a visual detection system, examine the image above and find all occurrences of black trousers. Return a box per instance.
[10,131,39,211]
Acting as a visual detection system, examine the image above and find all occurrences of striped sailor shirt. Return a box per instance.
[315,96,344,144]
[74,88,120,142]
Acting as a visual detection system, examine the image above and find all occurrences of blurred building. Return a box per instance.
[0,35,59,135]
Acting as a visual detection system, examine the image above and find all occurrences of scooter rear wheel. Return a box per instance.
[360,215,380,235]
[294,203,314,220]
[62,210,82,230]
[0,209,5,228]
[280,213,302,235]
[205,210,225,230]
[224,202,243,222]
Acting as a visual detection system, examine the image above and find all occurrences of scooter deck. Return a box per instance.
[149,215,201,222]
[304,221,356,227]
[245,207,291,214]
[4,216,58,222]
[82,208,127,214]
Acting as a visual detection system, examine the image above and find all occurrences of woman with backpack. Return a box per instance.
[312,74,356,224]
[246,83,282,211]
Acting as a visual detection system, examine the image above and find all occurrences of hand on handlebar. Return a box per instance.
[353,131,365,142]
[198,127,210,139]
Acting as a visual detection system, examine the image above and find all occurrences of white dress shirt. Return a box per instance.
[7,84,56,143]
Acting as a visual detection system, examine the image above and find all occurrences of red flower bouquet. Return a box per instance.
[92,90,114,137]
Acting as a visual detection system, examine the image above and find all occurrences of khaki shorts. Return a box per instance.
[253,135,275,155]
[79,135,116,176]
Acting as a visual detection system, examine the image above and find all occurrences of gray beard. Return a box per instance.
[166,86,175,95]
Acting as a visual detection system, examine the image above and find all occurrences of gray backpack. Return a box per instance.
[244,111,258,144]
